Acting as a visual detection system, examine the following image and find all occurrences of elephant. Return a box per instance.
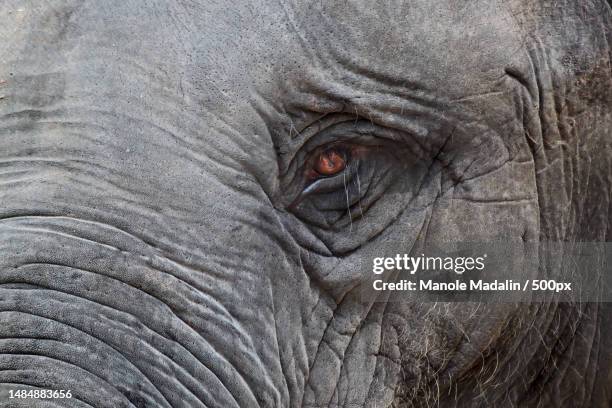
[0,0,611,407]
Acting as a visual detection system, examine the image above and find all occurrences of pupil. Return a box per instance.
[316,149,345,175]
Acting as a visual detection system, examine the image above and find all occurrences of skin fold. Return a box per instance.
[0,0,611,407]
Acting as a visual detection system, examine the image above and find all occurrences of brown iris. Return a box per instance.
[314,148,346,176]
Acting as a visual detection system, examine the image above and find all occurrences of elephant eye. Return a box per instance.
[288,142,370,217]
[302,143,359,186]
[313,148,346,176]
[282,118,425,234]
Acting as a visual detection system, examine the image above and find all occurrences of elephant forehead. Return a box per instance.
[3,1,527,115]
[273,0,526,99]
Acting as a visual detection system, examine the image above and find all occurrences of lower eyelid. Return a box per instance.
[289,167,355,210]
[305,171,350,195]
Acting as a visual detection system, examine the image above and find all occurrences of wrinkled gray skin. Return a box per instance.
[1,1,611,407]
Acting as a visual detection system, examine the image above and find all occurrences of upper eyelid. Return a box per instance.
[279,117,411,204]
[279,115,380,168]
[291,113,358,142]
[293,123,380,164]
[280,110,429,174]
[280,113,358,164]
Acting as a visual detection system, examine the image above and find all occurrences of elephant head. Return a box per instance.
[1,0,611,407]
